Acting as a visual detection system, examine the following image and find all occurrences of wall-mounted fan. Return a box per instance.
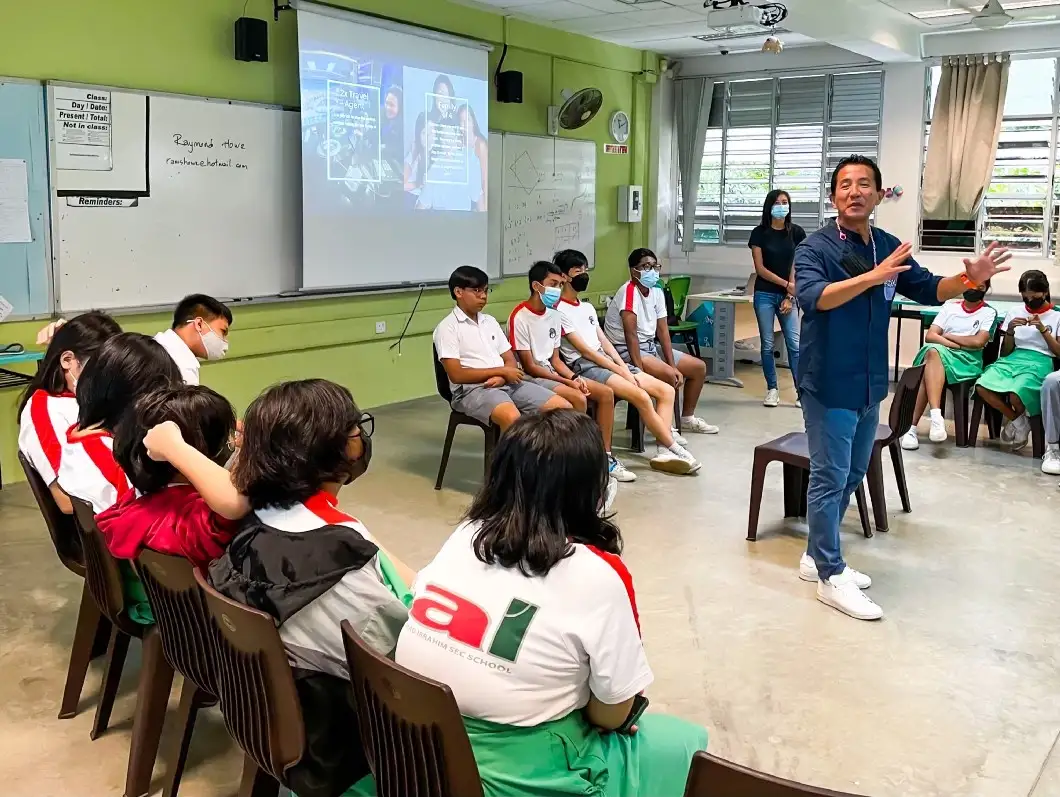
[547,88,604,136]
[930,0,1060,30]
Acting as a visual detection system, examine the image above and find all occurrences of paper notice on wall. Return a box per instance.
[0,159,32,243]
[54,87,114,171]
[0,295,13,322]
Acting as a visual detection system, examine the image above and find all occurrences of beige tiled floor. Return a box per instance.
[2,364,1059,796]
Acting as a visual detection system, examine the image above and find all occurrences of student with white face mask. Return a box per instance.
[154,294,232,385]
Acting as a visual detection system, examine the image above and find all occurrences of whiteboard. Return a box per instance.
[51,88,300,312]
[498,134,595,276]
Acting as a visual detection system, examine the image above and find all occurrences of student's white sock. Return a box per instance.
[668,442,686,456]
[1048,442,1059,453]
[929,408,943,422]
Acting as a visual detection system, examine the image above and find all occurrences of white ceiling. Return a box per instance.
[459,0,1060,58]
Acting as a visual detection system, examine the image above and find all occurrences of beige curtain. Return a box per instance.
[922,54,1009,220]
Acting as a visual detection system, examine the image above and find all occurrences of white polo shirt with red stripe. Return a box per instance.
[18,390,79,484]
[508,301,562,371]
[557,298,606,365]
[604,280,667,346]
[56,427,131,514]
[931,300,997,338]
[395,520,653,727]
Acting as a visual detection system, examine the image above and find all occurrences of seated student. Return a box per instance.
[901,281,997,450]
[435,265,571,431]
[604,248,718,436]
[1041,371,1060,475]
[154,293,233,385]
[56,333,183,517]
[975,270,1060,452]
[396,410,708,797]
[18,311,122,514]
[508,260,635,483]
[553,249,700,475]
[143,379,413,797]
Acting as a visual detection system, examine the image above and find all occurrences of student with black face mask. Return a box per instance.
[976,270,1060,453]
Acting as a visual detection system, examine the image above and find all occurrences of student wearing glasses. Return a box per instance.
[604,248,718,437]
[435,265,571,431]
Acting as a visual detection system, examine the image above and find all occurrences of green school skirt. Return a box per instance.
[119,562,154,626]
[976,348,1055,416]
[345,710,706,797]
[912,343,983,384]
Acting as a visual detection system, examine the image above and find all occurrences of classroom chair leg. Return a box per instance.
[238,754,280,797]
[91,627,131,740]
[434,414,459,491]
[781,463,802,518]
[866,447,889,533]
[124,630,175,797]
[890,442,912,514]
[59,584,105,720]
[746,454,768,542]
[162,682,209,797]
[855,483,873,538]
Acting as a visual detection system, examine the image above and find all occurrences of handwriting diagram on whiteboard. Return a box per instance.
[499,136,595,276]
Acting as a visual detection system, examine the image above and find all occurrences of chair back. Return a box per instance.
[433,345,454,404]
[683,751,865,796]
[195,568,305,784]
[982,325,1004,368]
[135,550,217,696]
[340,619,484,797]
[666,275,693,321]
[71,497,127,626]
[18,452,84,576]
[883,364,925,443]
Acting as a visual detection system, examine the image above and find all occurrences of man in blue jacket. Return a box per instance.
[795,155,1011,620]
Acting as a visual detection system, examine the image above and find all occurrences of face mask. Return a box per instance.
[571,274,590,292]
[771,204,790,219]
[541,286,562,309]
[345,435,373,484]
[600,475,617,517]
[198,322,229,361]
[637,269,660,289]
[963,289,986,304]
[1025,296,1049,311]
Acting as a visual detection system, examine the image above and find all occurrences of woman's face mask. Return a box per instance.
[344,433,373,484]
[1024,294,1049,312]
[771,203,790,219]
[963,288,986,304]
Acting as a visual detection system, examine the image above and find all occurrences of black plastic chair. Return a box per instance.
[864,365,924,533]
[432,346,500,490]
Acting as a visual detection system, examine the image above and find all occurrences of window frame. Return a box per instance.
[674,68,884,249]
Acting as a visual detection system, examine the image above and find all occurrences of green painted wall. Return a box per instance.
[0,0,657,484]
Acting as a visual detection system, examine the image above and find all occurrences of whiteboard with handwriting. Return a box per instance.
[497,134,595,276]
[51,88,300,312]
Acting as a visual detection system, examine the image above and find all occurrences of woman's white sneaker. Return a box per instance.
[649,448,693,475]
[817,571,882,620]
[799,554,871,588]
[900,428,919,451]
[1042,449,1060,475]
[928,416,947,443]
[764,388,780,407]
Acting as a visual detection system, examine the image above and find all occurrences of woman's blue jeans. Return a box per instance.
[753,292,800,390]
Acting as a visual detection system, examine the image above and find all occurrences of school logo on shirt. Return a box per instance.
[409,583,539,666]
[549,327,557,339]
[973,320,981,332]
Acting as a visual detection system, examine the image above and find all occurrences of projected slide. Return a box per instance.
[299,46,488,215]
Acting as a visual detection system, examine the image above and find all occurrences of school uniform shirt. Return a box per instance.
[557,298,605,365]
[56,427,130,514]
[603,280,667,347]
[507,302,562,371]
[154,328,200,385]
[18,390,78,484]
[1001,304,1060,357]
[748,223,807,296]
[931,300,998,339]
[396,520,654,728]
[95,484,238,570]
[433,308,509,389]
[795,224,942,410]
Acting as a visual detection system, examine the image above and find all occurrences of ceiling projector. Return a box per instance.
[705,2,766,27]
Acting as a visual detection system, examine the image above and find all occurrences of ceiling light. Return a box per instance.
[761,34,783,53]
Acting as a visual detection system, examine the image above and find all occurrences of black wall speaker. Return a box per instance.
[496,70,523,104]
[235,17,268,63]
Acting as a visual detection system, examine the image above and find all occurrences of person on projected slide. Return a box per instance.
[459,104,488,212]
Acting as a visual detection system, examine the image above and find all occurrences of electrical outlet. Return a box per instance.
[375,321,386,334]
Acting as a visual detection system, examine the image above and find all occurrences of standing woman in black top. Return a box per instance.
[748,189,806,407]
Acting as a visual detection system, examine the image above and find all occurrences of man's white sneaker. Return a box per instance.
[682,415,719,434]
[1042,449,1060,476]
[764,388,780,407]
[900,428,919,451]
[1011,414,1032,452]
[816,571,882,620]
[928,416,947,443]
[671,427,689,446]
[608,455,637,482]
[649,449,693,475]
[799,554,871,588]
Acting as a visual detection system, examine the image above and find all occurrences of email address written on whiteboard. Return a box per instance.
[164,135,250,171]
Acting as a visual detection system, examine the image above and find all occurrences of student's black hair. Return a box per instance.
[384,84,402,108]
[411,112,428,185]
[433,74,456,98]
[467,410,621,577]
[75,333,183,432]
[448,265,489,300]
[627,247,658,271]
[760,189,793,234]
[172,294,233,330]
[115,385,235,495]
[17,311,121,416]
[458,103,485,143]
[527,260,564,292]
[1019,269,1050,299]
[232,379,364,510]
[830,154,883,195]
[553,249,589,275]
